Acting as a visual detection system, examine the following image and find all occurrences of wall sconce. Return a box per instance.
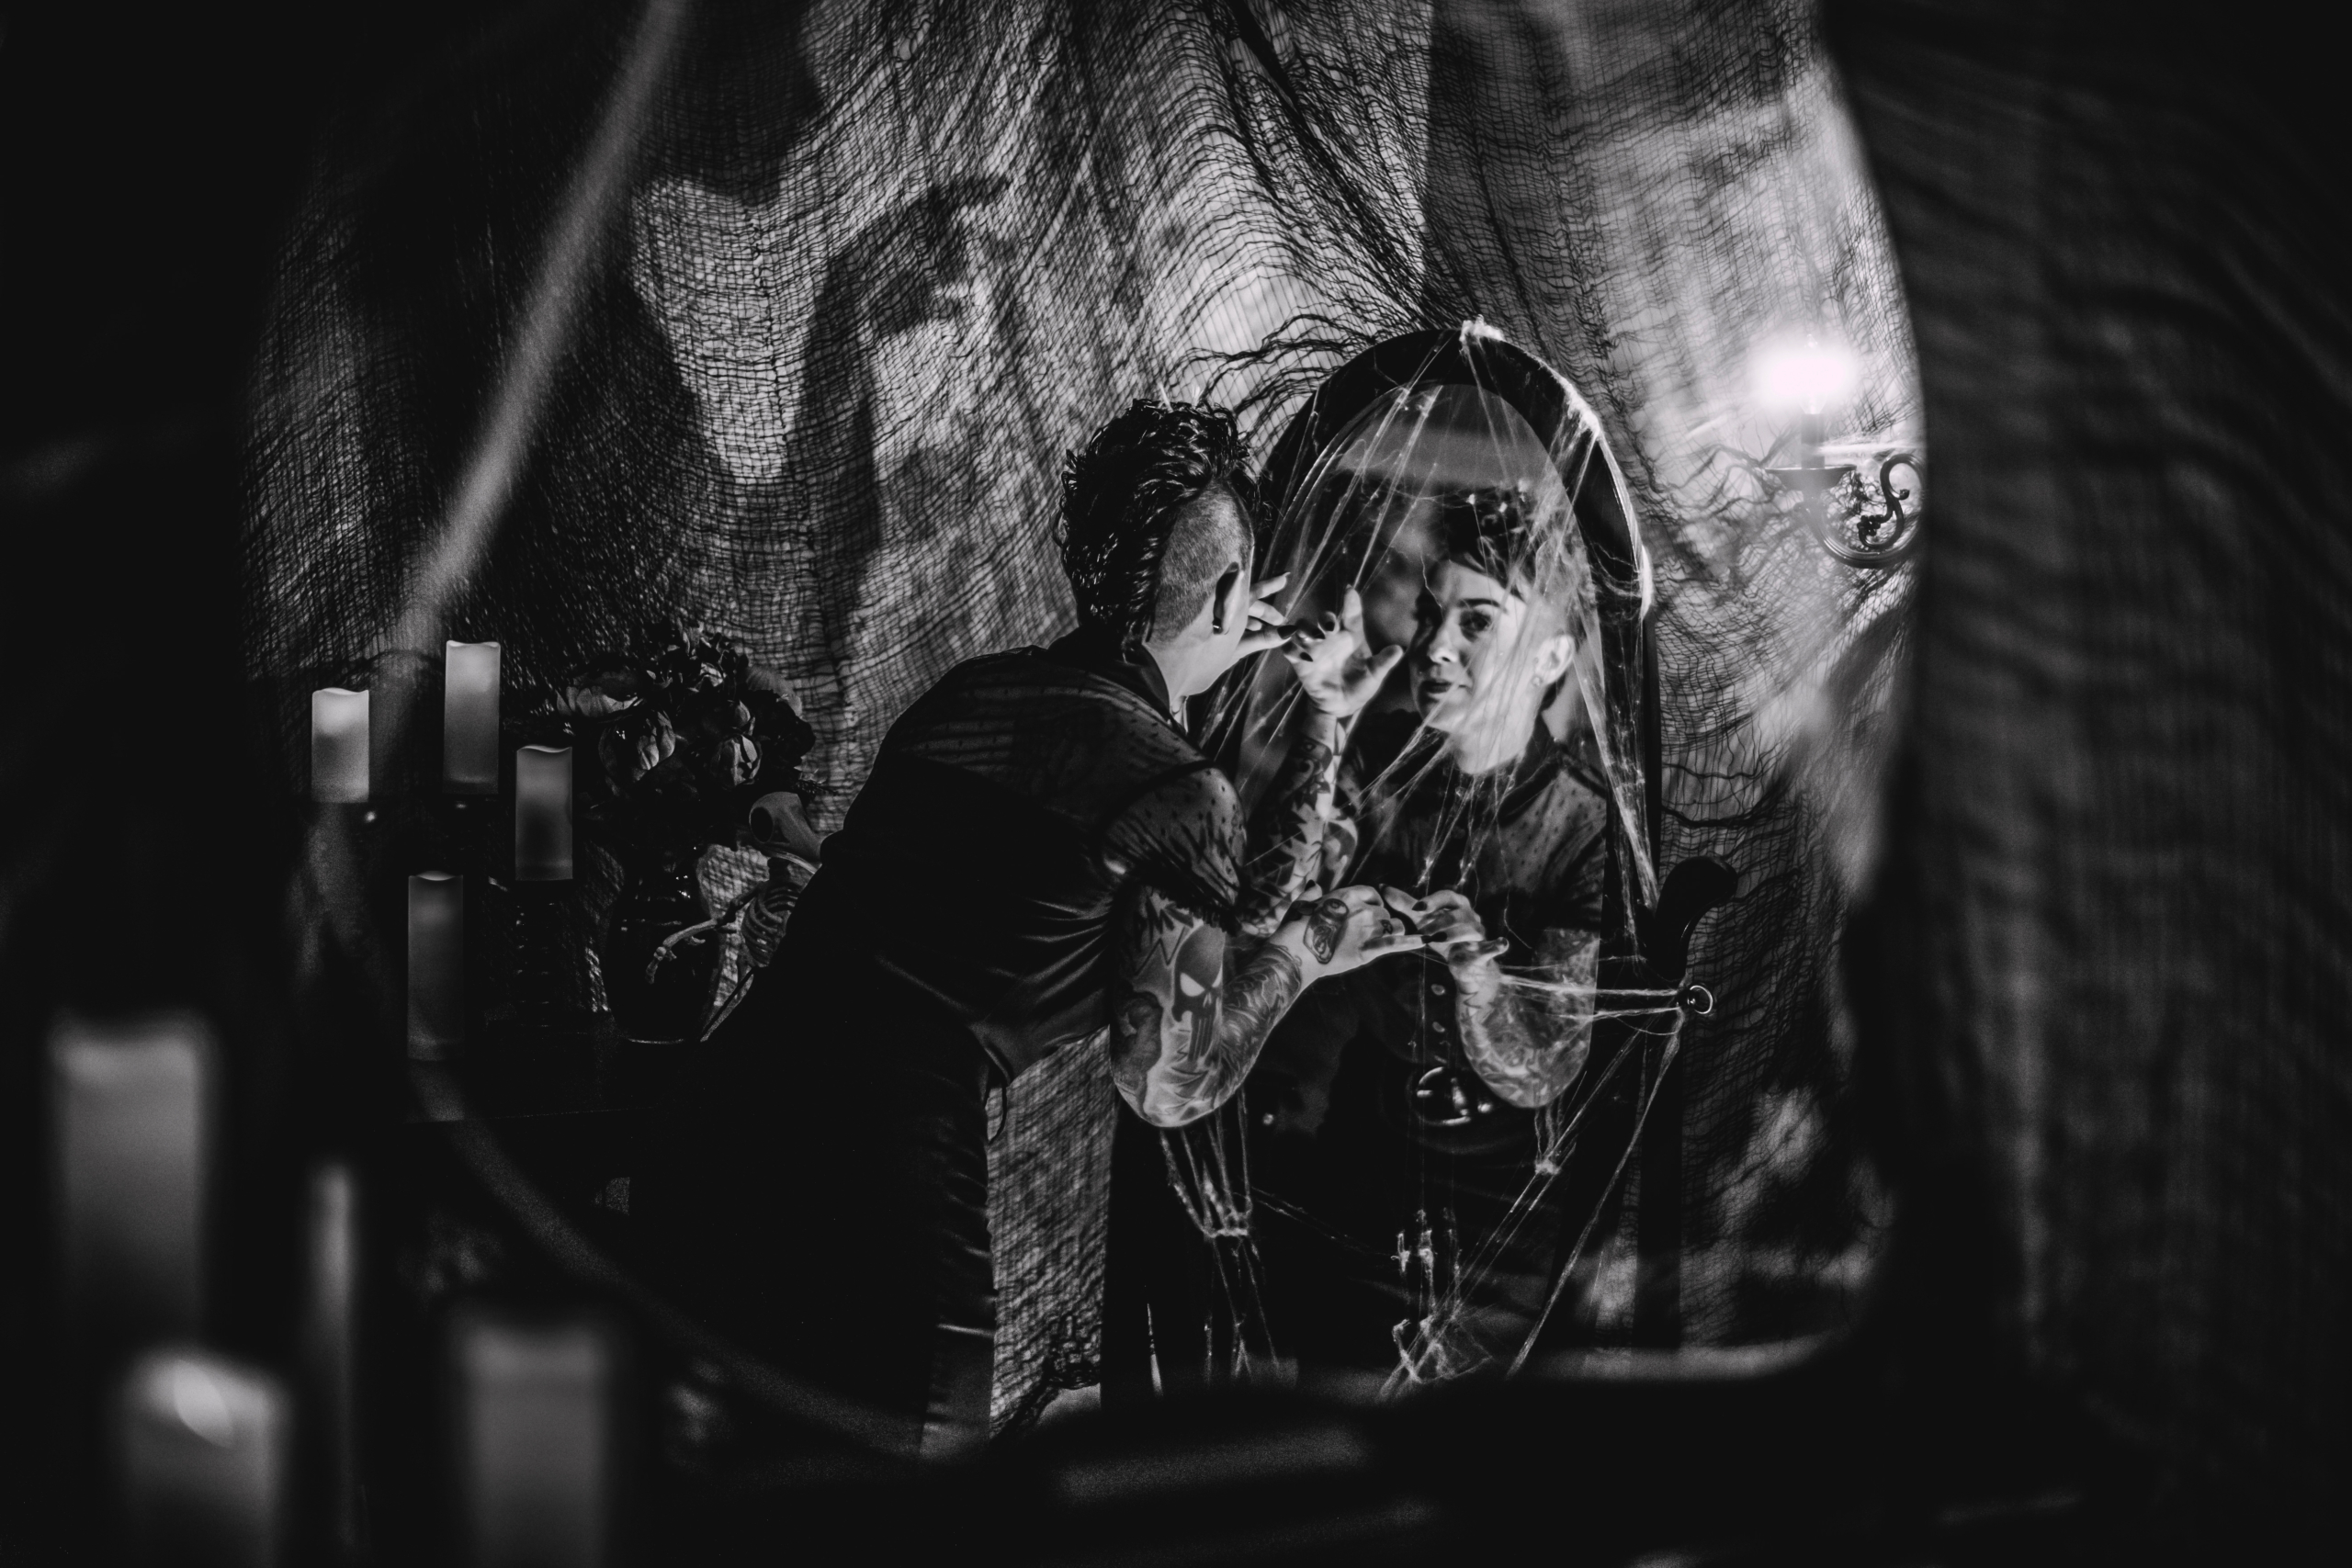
[1753,335,1922,569]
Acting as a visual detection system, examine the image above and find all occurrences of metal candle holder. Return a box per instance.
[1767,414,1923,568]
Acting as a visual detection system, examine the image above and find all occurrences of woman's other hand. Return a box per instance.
[1384,887,1510,998]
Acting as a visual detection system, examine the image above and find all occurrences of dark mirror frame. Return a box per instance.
[1223,325,1736,1356]
[1254,326,1736,993]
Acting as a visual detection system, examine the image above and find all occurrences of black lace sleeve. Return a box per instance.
[1101,762,1245,924]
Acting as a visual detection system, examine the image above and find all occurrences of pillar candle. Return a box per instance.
[51,1013,212,1349]
[119,1350,288,1568]
[301,1165,360,1561]
[407,873,465,1059]
[443,641,502,794]
[311,688,369,804]
[452,1312,614,1568]
[514,746,573,882]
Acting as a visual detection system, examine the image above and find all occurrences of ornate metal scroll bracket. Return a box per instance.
[1768,449,1924,568]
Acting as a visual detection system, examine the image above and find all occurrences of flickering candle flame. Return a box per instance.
[118,1350,288,1568]
[50,1013,212,1349]
[514,745,573,882]
[453,1311,616,1568]
[444,641,503,794]
[310,688,370,804]
[407,873,466,1059]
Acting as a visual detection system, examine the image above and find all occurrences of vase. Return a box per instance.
[602,858,718,1045]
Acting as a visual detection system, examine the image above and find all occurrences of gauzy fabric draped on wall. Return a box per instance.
[245,0,1916,1428]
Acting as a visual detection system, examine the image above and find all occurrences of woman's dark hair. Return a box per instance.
[1436,483,1546,591]
[1059,400,1260,656]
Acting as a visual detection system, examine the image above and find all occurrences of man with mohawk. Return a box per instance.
[640,400,1415,1457]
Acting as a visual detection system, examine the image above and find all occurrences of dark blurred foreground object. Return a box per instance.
[654,1337,2110,1567]
[445,1305,630,1568]
[1826,0,2352,1552]
[114,1351,290,1568]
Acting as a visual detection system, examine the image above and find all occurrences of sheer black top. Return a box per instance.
[780,626,1244,1080]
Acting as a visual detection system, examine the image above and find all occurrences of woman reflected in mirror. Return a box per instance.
[1249,482,1612,1383]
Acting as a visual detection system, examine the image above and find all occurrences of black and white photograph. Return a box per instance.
[2,1,2344,1562]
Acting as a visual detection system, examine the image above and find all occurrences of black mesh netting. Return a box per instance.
[245,0,1917,1428]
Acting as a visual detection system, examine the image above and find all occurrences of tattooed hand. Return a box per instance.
[1382,887,1597,1110]
[1302,885,1423,975]
[1394,888,1507,997]
[1302,895,1349,963]
[1283,587,1406,718]
[1106,883,1418,1127]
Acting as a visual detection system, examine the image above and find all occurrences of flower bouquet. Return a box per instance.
[526,618,817,1041]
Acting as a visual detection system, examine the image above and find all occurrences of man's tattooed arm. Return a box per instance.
[1106,883,1305,1126]
[1107,881,1417,1127]
[1449,926,1601,1110]
[1237,585,1401,937]
[1235,712,1343,938]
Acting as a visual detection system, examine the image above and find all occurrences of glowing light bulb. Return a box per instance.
[1752,335,1860,415]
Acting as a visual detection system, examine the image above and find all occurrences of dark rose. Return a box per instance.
[744,689,816,768]
[708,732,761,788]
[601,709,676,784]
[557,666,645,719]
[706,700,753,737]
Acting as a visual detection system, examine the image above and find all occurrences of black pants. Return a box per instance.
[638,955,997,1459]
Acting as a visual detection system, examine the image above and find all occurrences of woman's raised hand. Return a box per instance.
[1283,587,1404,717]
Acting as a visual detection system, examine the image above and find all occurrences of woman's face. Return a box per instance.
[1408,558,1568,743]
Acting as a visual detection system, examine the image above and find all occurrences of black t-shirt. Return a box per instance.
[778,627,1245,1080]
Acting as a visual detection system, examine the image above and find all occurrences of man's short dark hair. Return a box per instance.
[1059,400,1259,654]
